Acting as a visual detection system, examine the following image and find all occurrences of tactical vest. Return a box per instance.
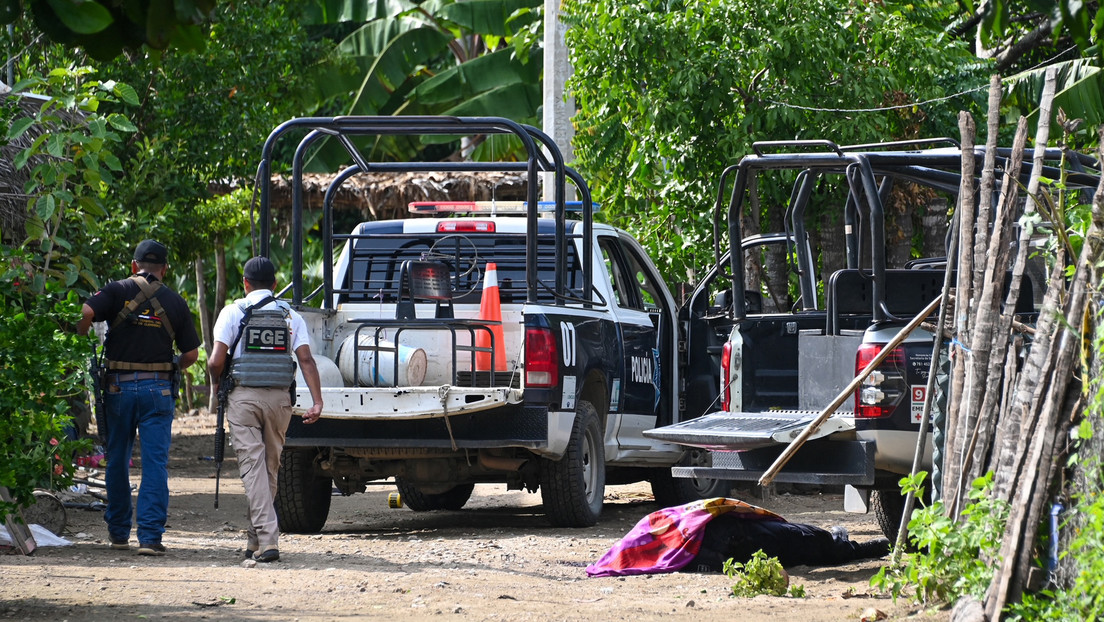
[106,274,176,372]
[229,306,297,388]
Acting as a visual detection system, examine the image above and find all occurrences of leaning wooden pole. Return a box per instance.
[758,296,941,487]
[892,211,961,560]
[953,116,1030,502]
[939,111,976,503]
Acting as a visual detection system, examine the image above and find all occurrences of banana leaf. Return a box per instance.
[1004,58,1104,131]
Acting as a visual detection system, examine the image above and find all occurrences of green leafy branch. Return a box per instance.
[723,550,806,598]
[6,66,137,294]
[871,471,1008,604]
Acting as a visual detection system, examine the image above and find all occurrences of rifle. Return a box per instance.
[89,342,107,445]
[214,373,232,509]
[212,295,274,508]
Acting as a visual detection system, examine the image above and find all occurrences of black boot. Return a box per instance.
[854,537,891,559]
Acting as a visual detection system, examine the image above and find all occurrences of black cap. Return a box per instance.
[243,256,276,283]
[133,239,168,264]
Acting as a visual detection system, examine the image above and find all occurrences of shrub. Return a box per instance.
[871,471,1007,604]
[0,247,91,518]
[723,550,806,598]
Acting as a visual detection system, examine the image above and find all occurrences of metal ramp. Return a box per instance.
[643,411,854,451]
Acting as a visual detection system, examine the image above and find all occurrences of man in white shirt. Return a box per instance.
[208,256,323,563]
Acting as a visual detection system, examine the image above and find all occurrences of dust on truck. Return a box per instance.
[254,117,726,533]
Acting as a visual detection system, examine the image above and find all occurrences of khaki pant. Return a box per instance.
[227,385,291,552]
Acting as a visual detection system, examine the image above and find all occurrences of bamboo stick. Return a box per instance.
[758,295,942,487]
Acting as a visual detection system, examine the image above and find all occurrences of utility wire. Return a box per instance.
[760,45,1080,115]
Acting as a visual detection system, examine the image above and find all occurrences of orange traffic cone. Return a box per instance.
[475,262,507,372]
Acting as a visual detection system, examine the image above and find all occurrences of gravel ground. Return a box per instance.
[0,410,951,621]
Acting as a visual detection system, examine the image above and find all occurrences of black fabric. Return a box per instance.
[133,239,168,264]
[85,274,201,364]
[243,256,276,282]
[685,515,882,573]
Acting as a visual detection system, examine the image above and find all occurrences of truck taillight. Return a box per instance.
[525,327,558,388]
[437,221,495,233]
[855,343,906,419]
[720,341,732,412]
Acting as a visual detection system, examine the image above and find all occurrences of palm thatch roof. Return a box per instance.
[247,170,530,223]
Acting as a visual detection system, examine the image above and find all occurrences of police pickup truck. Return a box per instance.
[643,140,1098,540]
[251,117,729,533]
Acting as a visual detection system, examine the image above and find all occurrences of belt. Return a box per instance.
[107,371,173,383]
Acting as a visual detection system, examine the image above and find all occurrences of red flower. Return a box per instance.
[54,464,64,475]
[50,438,59,446]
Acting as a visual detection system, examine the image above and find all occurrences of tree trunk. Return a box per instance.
[960,117,1029,488]
[921,198,950,258]
[818,210,846,290]
[943,110,977,509]
[207,239,230,412]
[194,256,213,412]
[762,194,790,313]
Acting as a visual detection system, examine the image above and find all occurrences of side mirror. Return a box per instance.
[744,291,763,314]
[714,289,731,311]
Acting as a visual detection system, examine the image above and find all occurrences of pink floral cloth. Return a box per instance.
[586,497,786,577]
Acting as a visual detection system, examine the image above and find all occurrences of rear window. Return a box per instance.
[337,228,585,305]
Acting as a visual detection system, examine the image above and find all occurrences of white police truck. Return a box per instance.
[252,117,730,532]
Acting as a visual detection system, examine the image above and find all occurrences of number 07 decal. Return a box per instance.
[560,323,576,367]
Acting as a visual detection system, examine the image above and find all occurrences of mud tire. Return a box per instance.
[276,447,332,534]
[540,400,605,527]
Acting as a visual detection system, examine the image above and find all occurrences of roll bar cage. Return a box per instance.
[253,116,595,310]
[714,139,1102,322]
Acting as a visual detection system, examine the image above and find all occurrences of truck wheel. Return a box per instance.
[395,481,476,511]
[872,489,908,545]
[276,448,332,534]
[540,400,605,527]
[649,448,734,507]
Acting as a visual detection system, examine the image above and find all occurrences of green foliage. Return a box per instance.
[303,0,544,168]
[723,550,805,598]
[1,68,126,518]
[973,0,1102,64]
[1003,60,1104,148]
[0,246,91,518]
[1,0,217,61]
[103,0,329,186]
[562,0,982,282]
[7,65,137,296]
[1008,489,1104,620]
[871,471,1008,604]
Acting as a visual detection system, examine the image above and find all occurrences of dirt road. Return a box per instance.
[0,411,948,621]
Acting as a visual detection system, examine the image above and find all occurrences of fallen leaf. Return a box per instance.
[859,607,887,621]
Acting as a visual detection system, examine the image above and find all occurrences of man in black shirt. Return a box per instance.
[77,239,200,556]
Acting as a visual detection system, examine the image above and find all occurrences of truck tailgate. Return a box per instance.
[643,411,855,451]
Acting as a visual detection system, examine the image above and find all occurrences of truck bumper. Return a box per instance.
[285,404,552,450]
[670,440,876,486]
[293,386,524,420]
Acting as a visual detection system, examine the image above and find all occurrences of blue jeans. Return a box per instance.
[103,379,174,545]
